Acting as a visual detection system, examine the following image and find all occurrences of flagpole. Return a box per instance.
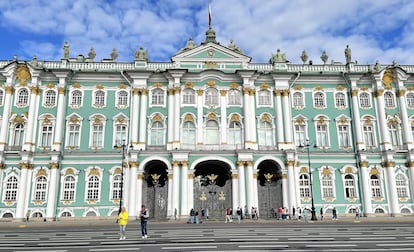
[208,0,212,28]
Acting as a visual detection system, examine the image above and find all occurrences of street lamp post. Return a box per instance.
[303,139,317,221]
[114,139,127,214]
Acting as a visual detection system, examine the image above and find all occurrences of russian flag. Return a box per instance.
[208,0,212,27]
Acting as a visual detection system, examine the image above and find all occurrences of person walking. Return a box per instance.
[355,207,360,220]
[236,207,242,224]
[140,205,149,239]
[117,207,128,240]
[320,207,324,221]
[303,208,308,223]
[332,207,337,220]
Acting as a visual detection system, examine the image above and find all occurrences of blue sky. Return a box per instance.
[0,0,413,65]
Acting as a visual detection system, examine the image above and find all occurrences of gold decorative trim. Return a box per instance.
[207,80,216,87]
[15,64,31,85]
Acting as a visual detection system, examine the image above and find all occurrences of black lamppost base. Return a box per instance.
[310,207,318,221]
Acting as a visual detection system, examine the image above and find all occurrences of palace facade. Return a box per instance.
[1,27,414,221]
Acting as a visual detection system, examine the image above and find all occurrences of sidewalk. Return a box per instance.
[1,215,414,229]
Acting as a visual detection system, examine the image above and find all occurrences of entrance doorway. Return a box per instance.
[257,160,283,218]
[193,160,232,220]
[142,160,168,220]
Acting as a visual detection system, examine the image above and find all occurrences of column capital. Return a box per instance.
[359,160,369,167]
[382,161,395,168]
[49,162,59,169]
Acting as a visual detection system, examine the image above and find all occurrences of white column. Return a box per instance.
[181,161,189,216]
[384,162,399,215]
[220,90,227,144]
[232,173,239,211]
[52,86,66,151]
[252,171,259,212]
[167,88,175,150]
[281,173,288,208]
[15,164,30,219]
[242,88,251,145]
[167,172,173,217]
[274,90,284,147]
[408,163,414,202]
[359,161,372,215]
[237,161,246,209]
[172,162,180,217]
[294,161,301,208]
[0,86,13,151]
[46,163,58,219]
[397,90,414,149]
[128,161,138,217]
[136,173,143,216]
[375,89,392,150]
[350,89,365,150]
[173,88,181,149]
[130,88,140,148]
[196,90,204,145]
[286,160,296,210]
[248,91,257,148]
[245,161,253,211]
[23,86,40,151]
[282,90,293,146]
[138,89,148,150]
[187,173,194,215]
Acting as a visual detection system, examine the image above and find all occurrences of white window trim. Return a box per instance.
[256,89,273,108]
[84,166,103,203]
[291,91,305,109]
[88,114,107,149]
[112,114,129,147]
[181,88,196,107]
[92,89,107,109]
[59,167,80,202]
[115,89,129,109]
[340,165,359,200]
[31,167,50,203]
[69,89,84,108]
[64,113,83,150]
[227,89,242,107]
[15,87,30,108]
[359,91,372,109]
[42,88,57,108]
[150,88,166,108]
[318,166,336,201]
[334,91,347,110]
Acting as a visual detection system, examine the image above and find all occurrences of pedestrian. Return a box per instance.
[174,208,177,220]
[355,207,360,220]
[298,207,302,221]
[225,208,231,223]
[117,207,128,240]
[332,207,337,220]
[140,205,149,239]
[278,207,283,220]
[25,210,30,223]
[190,208,195,224]
[292,207,296,220]
[236,207,242,224]
[320,207,324,221]
[303,208,308,223]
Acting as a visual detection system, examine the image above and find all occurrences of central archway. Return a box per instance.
[257,160,283,218]
[142,160,168,220]
[193,160,232,220]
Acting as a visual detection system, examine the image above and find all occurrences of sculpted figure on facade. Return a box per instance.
[110,48,118,61]
[269,49,286,64]
[228,39,243,54]
[345,45,351,64]
[88,48,96,60]
[134,47,148,61]
[63,41,70,59]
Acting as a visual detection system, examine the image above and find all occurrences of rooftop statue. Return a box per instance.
[63,41,70,59]
[110,48,118,61]
[269,49,286,64]
[228,39,243,54]
[300,50,308,63]
[345,45,351,64]
[134,47,148,61]
[88,48,96,60]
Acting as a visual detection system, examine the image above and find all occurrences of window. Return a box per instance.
[370,175,382,198]
[205,120,219,144]
[40,125,53,147]
[11,123,24,147]
[94,90,105,107]
[34,176,47,201]
[321,174,334,198]
[182,121,196,146]
[114,124,127,146]
[316,124,329,147]
[389,122,402,147]
[359,92,371,108]
[44,90,57,107]
[117,90,128,107]
[91,123,104,148]
[62,175,76,201]
[384,91,395,108]
[335,92,346,108]
[258,120,273,146]
[396,174,408,198]
[16,88,29,106]
[363,124,375,147]
[71,90,82,106]
[4,176,18,201]
[86,175,100,200]
[258,90,271,106]
[228,89,241,105]
[151,88,164,105]
[407,92,414,108]
[338,125,350,148]
[0,89,4,106]
[294,124,306,146]
[67,124,80,148]
[292,92,304,107]
[344,174,356,198]
[205,88,219,106]
[313,92,325,108]
[112,174,122,200]
[150,121,164,145]
[229,121,242,145]
[182,88,195,105]
[299,174,310,198]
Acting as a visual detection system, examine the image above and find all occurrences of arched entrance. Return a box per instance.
[257,160,283,218]
[142,160,168,220]
[193,160,232,219]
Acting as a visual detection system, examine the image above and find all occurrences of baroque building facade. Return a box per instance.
[1,27,414,221]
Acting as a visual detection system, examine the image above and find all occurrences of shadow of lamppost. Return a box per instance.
[151,173,160,221]
[264,173,273,218]
[299,139,317,221]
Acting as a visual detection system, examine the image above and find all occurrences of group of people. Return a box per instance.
[117,205,149,240]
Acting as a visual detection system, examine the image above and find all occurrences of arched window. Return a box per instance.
[396,174,408,198]
[205,120,219,144]
[94,90,105,107]
[151,88,164,105]
[0,89,4,106]
[313,92,325,108]
[182,121,196,146]
[62,175,76,201]
[4,176,18,201]
[370,174,382,198]
[258,89,271,106]
[117,90,128,107]
[344,174,356,198]
[150,121,164,145]
[292,92,304,107]
[205,88,219,106]
[389,121,402,148]
[294,121,306,146]
[112,174,122,200]
[71,90,82,106]
[363,123,376,147]
[86,175,100,200]
[44,90,57,107]
[182,88,195,105]
[359,92,371,108]
[321,174,334,198]
[12,123,24,147]
[258,120,273,146]
[407,92,414,108]
[228,89,241,105]
[384,91,395,108]
[335,92,346,108]
[16,88,29,106]
[34,176,48,201]
[229,121,242,145]
[299,174,310,198]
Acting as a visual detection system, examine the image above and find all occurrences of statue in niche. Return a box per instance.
[134,47,148,61]
[88,48,96,60]
[63,41,70,59]
[269,49,286,64]
[345,45,351,64]
[110,48,118,61]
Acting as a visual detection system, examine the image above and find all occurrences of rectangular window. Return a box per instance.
[316,124,329,147]
[115,125,127,146]
[40,125,53,147]
[363,125,375,147]
[338,125,350,147]
[68,124,80,148]
[294,124,306,146]
[92,124,104,147]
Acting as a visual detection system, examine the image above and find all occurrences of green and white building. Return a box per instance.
[1,27,414,221]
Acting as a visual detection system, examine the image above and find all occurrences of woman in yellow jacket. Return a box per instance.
[118,207,128,240]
